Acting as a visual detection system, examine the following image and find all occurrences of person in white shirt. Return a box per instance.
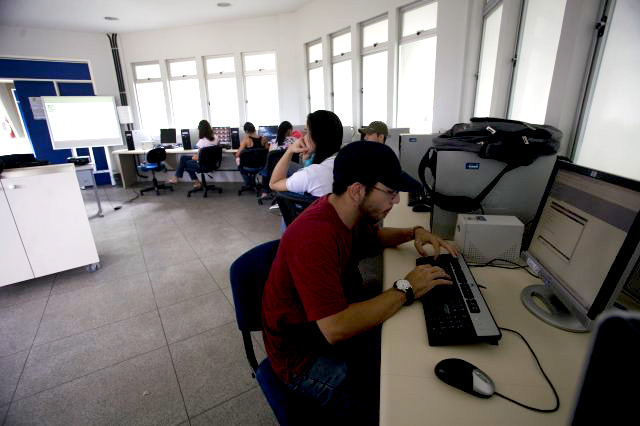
[168,120,218,188]
[270,110,343,197]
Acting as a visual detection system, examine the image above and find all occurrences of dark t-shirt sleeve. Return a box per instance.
[287,237,348,322]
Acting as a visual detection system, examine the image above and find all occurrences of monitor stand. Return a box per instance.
[521,285,589,332]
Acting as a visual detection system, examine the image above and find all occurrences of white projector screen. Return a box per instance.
[42,96,123,149]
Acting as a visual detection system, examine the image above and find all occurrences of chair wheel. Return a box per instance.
[169,187,173,191]
[187,193,191,198]
[140,192,144,196]
[204,193,208,198]
[238,190,242,196]
[218,189,223,194]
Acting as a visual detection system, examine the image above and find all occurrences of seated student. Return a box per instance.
[269,110,343,197]
[168,120,218,188]
[358,120,389,144]
[267,121,296,151]
[236,122,267,187]
[262,141,458,424]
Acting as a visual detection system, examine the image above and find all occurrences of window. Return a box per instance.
[167,58,202,129]
[306,40,325,112]
[243,52,279,126]
[361,16,389,126]
[474,2,503,117]
[573,0,640,181]
[205,56,239,127]
[397,1,438,133]
[331,30,352,127]
[508,0,567,123]
[133,62,168,132]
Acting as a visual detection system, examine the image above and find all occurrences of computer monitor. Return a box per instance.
[522,160,640,332]
[213,127,232,146]
[258,125,278,140]
[160,128,176,145]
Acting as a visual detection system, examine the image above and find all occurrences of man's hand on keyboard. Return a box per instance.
[413,227,460,258]
[406,265,452,299]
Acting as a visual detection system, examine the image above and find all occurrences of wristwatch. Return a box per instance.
[393,279,414,306]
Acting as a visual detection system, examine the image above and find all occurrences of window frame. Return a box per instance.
[306,39,324,112]
[242,51,279,125]
[330,28,353,124]
[204,54,240,127]
[360,14,389,126]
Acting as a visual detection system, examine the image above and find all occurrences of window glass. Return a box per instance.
[206,57,235,75]
[244,53,276,72]
[401,2,438,37]
[362,19,388,49]
[169,79,202,129]
[245,74,279,126]
[332,60,352,127]
[308,67,325,111]
[135,63,161,80]
[474,4,503,117]
[169,60,197,77]
[509,0,567,123]
[332,32,351,56]
[207,77,239,127]
[397,37,437,133]
[135,82,168,131]
[362,51,387,125]
[308,43,323,63]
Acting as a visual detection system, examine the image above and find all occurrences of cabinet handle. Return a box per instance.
[7,184,17,189]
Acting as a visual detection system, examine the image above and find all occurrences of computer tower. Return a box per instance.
[124,130,135,151]
[180,129,192,149]
[399,134,436,183]
[231,127,240,149]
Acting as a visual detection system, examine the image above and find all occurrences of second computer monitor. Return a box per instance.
[259,125,278,140]
[213,127,232,146]
[160,128,177,145]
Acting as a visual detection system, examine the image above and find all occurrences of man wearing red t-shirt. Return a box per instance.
[262,141,458,423]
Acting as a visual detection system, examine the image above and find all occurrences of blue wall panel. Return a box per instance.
[0,59,91,80]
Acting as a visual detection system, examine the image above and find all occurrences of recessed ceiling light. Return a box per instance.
[217,2,231,7]
[104,16,119,21]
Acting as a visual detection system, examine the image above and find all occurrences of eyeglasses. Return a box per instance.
[372,185,399,199]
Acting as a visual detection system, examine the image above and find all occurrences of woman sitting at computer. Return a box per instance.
[168,119,217,188]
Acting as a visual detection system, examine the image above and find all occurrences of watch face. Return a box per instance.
[396,280,411,291]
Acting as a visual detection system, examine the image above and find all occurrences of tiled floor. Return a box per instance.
[0,182,281,426]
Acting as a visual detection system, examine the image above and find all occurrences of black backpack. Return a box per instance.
[418,118,561,213]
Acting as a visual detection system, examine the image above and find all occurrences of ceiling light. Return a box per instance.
[217,2,231,7]
[104,16,119,21]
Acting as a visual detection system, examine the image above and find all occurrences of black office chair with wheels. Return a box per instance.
[187,145,223,198]
[258,149,286,205]
[276,191,319,226]
[138,147,173,196]
[238,148,268,196]
[229,240,332,426]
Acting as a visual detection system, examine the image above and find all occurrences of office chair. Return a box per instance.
[276,191,318,226]
[229,240,331,426]
[238,148,268,196]
[258,149,286,205]
[137,147,173,196]
[187,145,223,198]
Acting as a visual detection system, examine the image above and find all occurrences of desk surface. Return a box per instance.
[380,193,590,425]
[112,147,238,155]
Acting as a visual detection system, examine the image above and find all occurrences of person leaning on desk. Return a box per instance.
[261,141,459,424]
[168,119,218,189]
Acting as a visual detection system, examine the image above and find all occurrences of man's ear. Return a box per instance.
[347,182,366,203]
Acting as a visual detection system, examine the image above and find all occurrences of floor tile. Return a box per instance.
[90,249,148,284]
[0,276,53,309]
[159,290,234,344]
[0,298,47,357]
[5,348,187,426]
[200,251,241,290]
[0,350,28,406]
[142,237,198,271]
[169,323,257,417]
[189,387,277,426]
[1,403,8,425]
[148,259,218,308]
[16,311,165,400]
[35,272,156,345]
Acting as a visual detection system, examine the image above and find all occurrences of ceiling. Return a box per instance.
[0,0,311,33]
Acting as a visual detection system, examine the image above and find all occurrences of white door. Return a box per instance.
[2,169,99,277]
[0,182,34,286]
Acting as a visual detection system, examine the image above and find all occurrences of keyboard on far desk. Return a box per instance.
[417,254,502,346]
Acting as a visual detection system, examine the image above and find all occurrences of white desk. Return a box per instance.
[112,147,238,189]
[380,193,590,425]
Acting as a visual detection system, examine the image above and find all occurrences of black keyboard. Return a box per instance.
[417,254,501,346]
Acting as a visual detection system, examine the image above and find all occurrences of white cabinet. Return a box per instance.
[0,183,34,286]
[0,164,99,286]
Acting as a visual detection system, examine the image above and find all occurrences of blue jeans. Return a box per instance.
[238,166,262,187]
[175,155,199,180]
[285,331,380,424]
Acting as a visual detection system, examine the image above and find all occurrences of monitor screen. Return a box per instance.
[526,161,640,323]
[160,129,176,145]
[213,127,231,145]
[258,125,278,140]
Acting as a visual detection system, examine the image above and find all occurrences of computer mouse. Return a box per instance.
[412,204,431,213]
[434,358,495,398]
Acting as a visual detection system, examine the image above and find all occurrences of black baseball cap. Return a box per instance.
[333,141,422,192]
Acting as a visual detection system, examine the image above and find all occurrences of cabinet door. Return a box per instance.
[0,182,34,286]
[2,169,99,277]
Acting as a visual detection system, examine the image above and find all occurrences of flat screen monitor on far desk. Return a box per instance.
[160,128,177,146]
[522,160,640,332]
[258,125,278,140]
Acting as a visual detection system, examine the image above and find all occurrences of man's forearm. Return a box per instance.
[269,148,294,190]
[378,226,423,247]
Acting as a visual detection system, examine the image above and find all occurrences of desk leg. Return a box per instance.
[91,174,103,218]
